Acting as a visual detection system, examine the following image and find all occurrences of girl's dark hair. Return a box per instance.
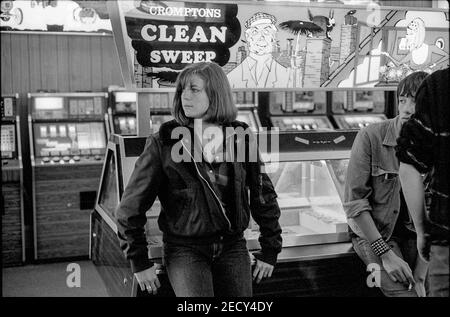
[397,71,428,100]
[172,62,237,125]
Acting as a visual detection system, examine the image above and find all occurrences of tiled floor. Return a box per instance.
[2,260,109,297]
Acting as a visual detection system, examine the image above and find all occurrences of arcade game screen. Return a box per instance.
[33,122,106,156]
[150,114,173,133]
[98,150,118,219]
[114,91,137,113]
[114,116,136,135]
[1,124,16,158]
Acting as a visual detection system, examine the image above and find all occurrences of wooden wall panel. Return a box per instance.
[2,182,24,267]
[90,37,103,91]
[1,34,12,93]
[1,33,123,95]
[28,35,42,93]
[56,36,70,92]
[40,35,58,91]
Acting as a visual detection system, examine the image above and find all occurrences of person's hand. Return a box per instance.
[380,250,415,287]
[417,234,431,262]
[252,259,274,284]
[413,278,426,297]
[134,265,161,295]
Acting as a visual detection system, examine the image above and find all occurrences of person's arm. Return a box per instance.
[396,80,436,264]
[398,163,427,238]
[115,135,163,293]
[245,129,282,283]
[344,129,415,285]
[398,162,429,296]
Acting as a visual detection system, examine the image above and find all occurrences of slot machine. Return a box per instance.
[107,88,137,137]
[269,91,334,131]
[144,89,174,134]
[28,92,108,260]
[331,90,389,129]
[1,94,25,266]
[232,90,262,132]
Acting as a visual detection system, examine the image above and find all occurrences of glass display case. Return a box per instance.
[245,130,354,248]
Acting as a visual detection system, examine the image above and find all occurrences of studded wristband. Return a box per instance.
[370,238,391,257]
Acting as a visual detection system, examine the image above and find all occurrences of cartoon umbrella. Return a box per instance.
[279,20,323,56]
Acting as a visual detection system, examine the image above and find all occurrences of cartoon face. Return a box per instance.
[405,18,426,50]
[245,23,277,56]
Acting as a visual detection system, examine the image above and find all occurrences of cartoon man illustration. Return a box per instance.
[227,12,292,88]
[381,17,449,72]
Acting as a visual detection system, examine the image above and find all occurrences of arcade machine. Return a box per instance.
[232,90,262,131]
[1,94,25,266]
[106,87,137,137]
[331,90,389,129]
[28,92,108,260]
[144,89,174,134]
[269,90,334,131]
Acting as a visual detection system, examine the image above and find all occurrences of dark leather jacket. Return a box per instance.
[115,120,282,273]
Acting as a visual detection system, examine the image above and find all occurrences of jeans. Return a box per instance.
[352,236,421,297]
[163,237,252,297]
[428,245,449,297]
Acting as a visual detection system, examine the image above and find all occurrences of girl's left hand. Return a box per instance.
[252,259,274,284]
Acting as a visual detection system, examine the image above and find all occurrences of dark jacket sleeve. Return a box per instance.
[245,130,282,266]
[115,135,163,274]
[396,83,434,174]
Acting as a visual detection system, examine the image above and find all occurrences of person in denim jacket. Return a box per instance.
[115,62,282,297]
[344,71,429,297]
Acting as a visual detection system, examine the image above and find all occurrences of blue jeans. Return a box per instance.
[352,236,421,297]
[163,237,252,297]
[428,245,449,297]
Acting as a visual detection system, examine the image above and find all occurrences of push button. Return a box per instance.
[73,155,81,162]
[52,156,60,163]
[42,157,50,163]
[63,156,70,162]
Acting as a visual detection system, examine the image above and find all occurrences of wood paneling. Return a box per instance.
[34,164,103,260]
[1,33,123,95]
[2,182,24,267]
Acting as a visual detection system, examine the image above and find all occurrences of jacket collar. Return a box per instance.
[383,116,401,147]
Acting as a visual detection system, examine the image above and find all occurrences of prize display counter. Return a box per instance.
[91,130,382,297]
[1,94,25,266]
[29,92,108,260]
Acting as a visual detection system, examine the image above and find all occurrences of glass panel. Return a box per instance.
[325,159,349,203]
[247,160,348,242]
[1,124,16,158]
[98,150,118,219]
